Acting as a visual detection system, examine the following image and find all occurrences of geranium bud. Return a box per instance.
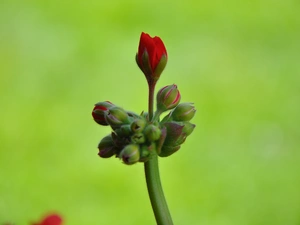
[162,122,185,147]
[131,118,147,133]
[163,121,196,147]
[131,133,145,144]
[170,103,196,122]
[136,32,168,84]
[119,144,140,165]
[144,124,162,142]
[92,101,115,126]
[157,84,181,112]
[139,144,151,162]
[98,135,116,158]
[105,107,131,127]
[115,124,132,137]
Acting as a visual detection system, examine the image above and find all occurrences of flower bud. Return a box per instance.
[139,144,152,162]
[98,135,116,158]
[119,144,140,165]
[131,118,147,133]
[162,122,185,147]
[144,124,162,142]
[156,84,181,112]
[170,103,196,122]
[131,133,145,144]
[92,101,115,126]
[162,121,196,147]
[136,32,168,84]
[105,107,131,127]
[115,124,132,137]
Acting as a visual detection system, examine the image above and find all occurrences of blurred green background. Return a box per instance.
[1,0,300,224]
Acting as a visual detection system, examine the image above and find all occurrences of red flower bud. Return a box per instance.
[156,84,181,112]
[92,101,115,126]
[32,213,63,225]
[136,32,168,84]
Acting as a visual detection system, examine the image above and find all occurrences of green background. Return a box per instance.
[1,0,300,224]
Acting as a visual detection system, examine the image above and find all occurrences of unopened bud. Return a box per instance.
[144,124,162,142]
[157,84,181,112]
[115,124,132,137]
[119,144,140,165]
[98,135,116,158]
[136,32,168,84]
[105,107,131,127]
[170,103,196,122]
[131,133,145,144]
[139,144,151,162]
[92,101,115,126]
[131,118,147,133]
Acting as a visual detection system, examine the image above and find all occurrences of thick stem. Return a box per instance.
[145,81,173,225]
[144,155,173,225]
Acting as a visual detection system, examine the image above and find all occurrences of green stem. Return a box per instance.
[145,82,173,225]
[144,155,173,225]
[148,82,155,120]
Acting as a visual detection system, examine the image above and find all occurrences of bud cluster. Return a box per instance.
[92,84,196,165]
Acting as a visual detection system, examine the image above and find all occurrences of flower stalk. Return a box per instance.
[144,83,173,225]
[91,32,196,225]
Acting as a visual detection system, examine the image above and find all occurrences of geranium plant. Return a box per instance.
[92,32,196,225]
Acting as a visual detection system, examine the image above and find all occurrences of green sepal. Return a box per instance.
[159,145,181,157]
[153,54,167,81]
[156,126,167,155]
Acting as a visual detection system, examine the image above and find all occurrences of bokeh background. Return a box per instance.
[1,0,300,224]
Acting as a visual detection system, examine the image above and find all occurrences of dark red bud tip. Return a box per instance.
[92,105,109,126]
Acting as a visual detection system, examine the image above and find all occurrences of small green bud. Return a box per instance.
[131,133,145,144]
[131,118,147,133]
[139,144,151,162]
[115,124,132,137]
[98,135,116,158]
[119,144,140,165]
[105,107,130,127]
[170,103,196,122]
[144,124,162,142]
[156,84,181,112]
